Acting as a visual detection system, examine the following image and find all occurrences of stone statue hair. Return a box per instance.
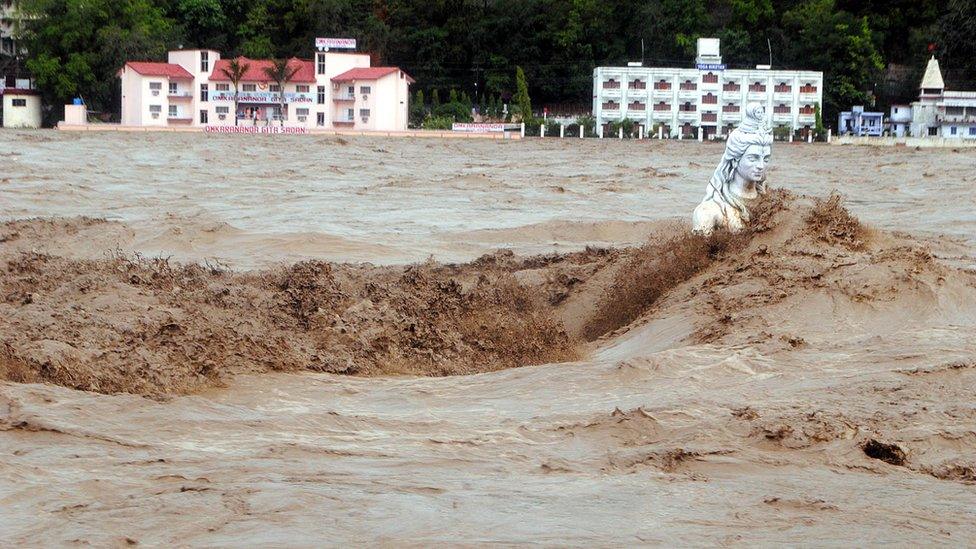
[702,104,773,223]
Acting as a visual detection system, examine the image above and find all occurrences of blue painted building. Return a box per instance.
[838,105,884,136]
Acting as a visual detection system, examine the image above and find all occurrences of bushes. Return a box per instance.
[422,116,454,130]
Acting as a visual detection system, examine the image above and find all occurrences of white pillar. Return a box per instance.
[560,124,565,138]
[520,123,525,138]
[618,127,623,139]
[678,129,682,140]
[698,127,703,142]
[541,124,545,138]
[827,128,832,143]
[579,125,584,138]
[789,132,793,143]
[638,125,643,139]
[658,125,663,139]
[807,131,812,143]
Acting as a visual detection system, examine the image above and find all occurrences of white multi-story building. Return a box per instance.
[908,56,976,139]
[1,0,23,58]
[593,38,823,139]
[119,48,413,130]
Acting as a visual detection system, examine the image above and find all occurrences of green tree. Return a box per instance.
[21,0,178,124]
[814,103,825,139]
[781,0,884,121]
[262,58,300,126]
[431,89,440,107]
[409,89,426,127]
[513,65,532,122]
[220,57,250,126]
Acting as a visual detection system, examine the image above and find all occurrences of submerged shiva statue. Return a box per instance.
[692,102,772,235]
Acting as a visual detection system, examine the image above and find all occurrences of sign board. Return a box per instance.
[316,37,356,50]
[210,91,314,104]
[452,123,519,132]
[696,63,726,71]
[205,126,309,134]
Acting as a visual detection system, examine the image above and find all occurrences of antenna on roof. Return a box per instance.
[767,38,772,68]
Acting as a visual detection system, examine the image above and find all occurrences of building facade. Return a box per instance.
[1,0,23,58]
[889,104,911,137]
[593,38,823,139]
[838,105,883,136]
[0,85,39,128]
[119,49,413,130]
[908,56,976,139]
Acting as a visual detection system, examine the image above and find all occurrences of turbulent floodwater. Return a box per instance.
[2,130,976,546]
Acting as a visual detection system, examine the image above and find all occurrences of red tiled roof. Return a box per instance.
[125,62,194,79]
[0,88,39,96]
[332,67,414,83]
[210,57,316,84]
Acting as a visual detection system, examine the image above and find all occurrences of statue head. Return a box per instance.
[704,102,772,220]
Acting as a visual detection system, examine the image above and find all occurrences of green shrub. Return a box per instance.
[422,116,454,130]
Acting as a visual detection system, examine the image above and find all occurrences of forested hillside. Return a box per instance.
[17,0,974,123]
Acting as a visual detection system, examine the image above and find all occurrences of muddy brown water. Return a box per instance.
[2,130,975,545]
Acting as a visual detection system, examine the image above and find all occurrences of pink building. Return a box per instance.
[119,49,413,130]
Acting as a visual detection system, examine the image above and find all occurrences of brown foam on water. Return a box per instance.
[2,191,975,401]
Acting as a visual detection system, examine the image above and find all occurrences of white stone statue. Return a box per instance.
[692,102,772,235]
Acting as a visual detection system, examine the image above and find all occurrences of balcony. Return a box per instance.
[652,88,672,98]
[747,91,767,102]
[772,112,793,123]
[652,110,672,119]
[167,92,193,101]
[678,110,697,120]
[167,116,193,124]
[333,94,355,101]
[773,92,792,102]
[701,112,717,123]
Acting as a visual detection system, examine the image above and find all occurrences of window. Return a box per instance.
[951,126,957,135]
[928,127,938,136]
[296,108,309,116]
[346,108,354,120]
[360,86,371,94]
[316,53,326,75]
[168,105,178,117]
[296,85,310,93]
[200,110,208,124]
[317,86,325,104]
[242,84,256,92]
[149,105,162,113]
[702,93,717,104]
[702,73,718,84]
[215,83,229,91]
[317,112,325,126]
[149,82,162,90]
[269,84,281,92]
[970,127,976,136]
[200,83,208,102]
[11,98,26,107]
[200,51,209,73]
[168,82,178,94]
[215,106,229,114]
[359,108,370,118]
[347,85,354,95]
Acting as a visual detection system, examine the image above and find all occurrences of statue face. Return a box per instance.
[736,144,771,183]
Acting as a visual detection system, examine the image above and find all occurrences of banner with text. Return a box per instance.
[210,91,314,104]
[316,37,357,50]
[205,126,309,134]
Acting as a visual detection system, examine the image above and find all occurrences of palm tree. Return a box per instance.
[263,59,301,126]
[220,58,250,126]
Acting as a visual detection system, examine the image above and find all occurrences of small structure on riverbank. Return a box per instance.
[838,106,883,137]
[1,80,41,128]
